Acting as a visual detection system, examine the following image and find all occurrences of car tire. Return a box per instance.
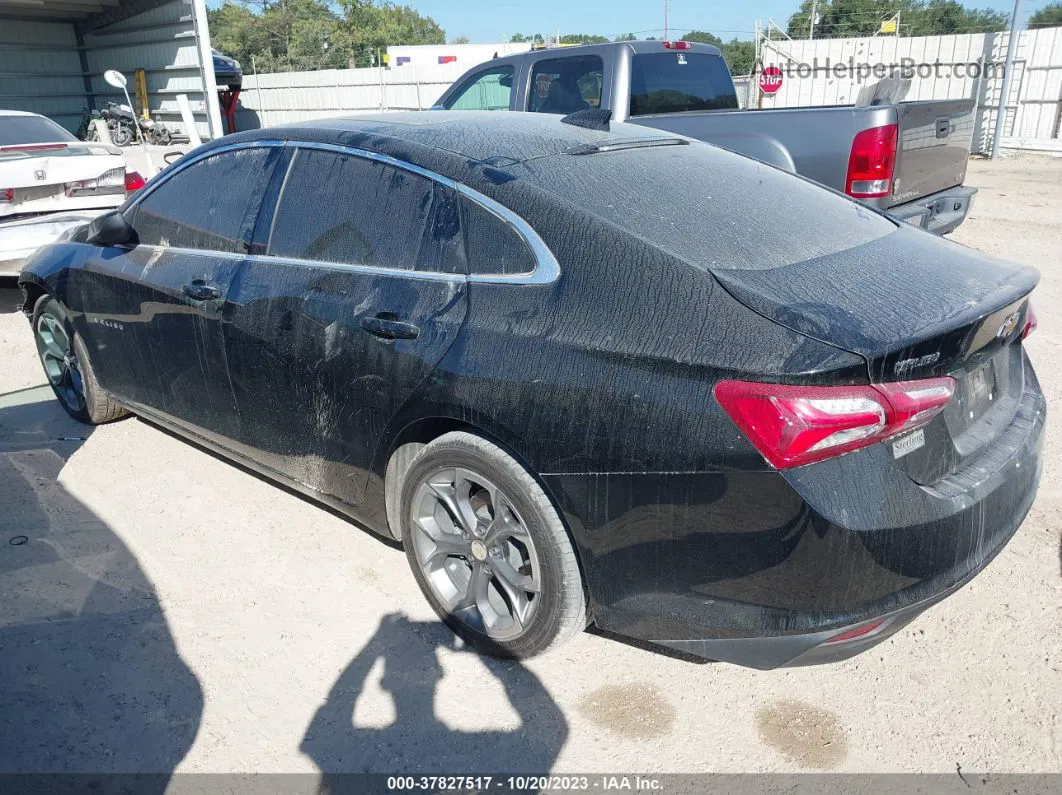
[401,431,587,659]
[32,295,127,425]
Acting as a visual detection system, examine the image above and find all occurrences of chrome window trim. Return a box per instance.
[126,138,560,285]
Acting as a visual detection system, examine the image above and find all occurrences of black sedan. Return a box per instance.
[18,112,1044,668]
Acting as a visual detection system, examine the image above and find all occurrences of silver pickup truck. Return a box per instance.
[435,40,977,234]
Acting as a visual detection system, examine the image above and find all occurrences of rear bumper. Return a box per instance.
[544,351,1045,669]
[889,185,977,235]
[0,211,104,276]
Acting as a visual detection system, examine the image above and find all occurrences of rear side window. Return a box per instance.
[131,147,275,252]
[267,148,463,274]
[461,198,536,276]
[0,114,77,145]
[629,53,738,116]
[444,66,514,110]
[528,56,603,114]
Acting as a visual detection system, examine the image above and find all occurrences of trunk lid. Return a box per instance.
[0,145,125,218]
[890,99,975,207]
[711,225,1038,483]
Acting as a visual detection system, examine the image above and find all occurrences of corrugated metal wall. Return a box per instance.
[0,20,90,131]
[83,1,210,139]
[757,27,1062,153]
[0,2,209,138]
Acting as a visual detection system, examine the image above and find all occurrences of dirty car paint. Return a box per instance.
[19,112,1045,669]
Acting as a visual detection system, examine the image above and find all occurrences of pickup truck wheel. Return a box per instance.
[32,295,126,425]
[401,432,587,659]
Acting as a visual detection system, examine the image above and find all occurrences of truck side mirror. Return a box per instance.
[86,209,138,248]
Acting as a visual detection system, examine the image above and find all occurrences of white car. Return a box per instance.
[0,110,145,275]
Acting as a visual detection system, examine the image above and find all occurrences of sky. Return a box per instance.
[405,0,1051,44]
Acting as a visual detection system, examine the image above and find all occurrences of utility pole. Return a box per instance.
[991,0,1023,159]
[809,0,817,39]
[664,0,669,40]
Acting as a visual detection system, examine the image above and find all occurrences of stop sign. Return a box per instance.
[759,66,783,95]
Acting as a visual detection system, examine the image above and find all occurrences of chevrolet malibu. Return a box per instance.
[18,112,1044,668]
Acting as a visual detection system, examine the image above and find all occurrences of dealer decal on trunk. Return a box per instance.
[892,428,926,459]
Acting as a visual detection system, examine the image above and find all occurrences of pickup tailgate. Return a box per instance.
[890,99,975,208]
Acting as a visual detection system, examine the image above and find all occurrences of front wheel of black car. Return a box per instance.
[32,295,126,425]
[401,432,587,659]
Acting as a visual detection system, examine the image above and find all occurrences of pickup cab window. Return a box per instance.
[629,52,738,116]
[444,66,514,111]
[528,56,603,114]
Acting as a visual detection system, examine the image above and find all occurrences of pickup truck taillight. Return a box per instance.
[846,123,898,199]
[714,377,955,469]
[0,188,12,203]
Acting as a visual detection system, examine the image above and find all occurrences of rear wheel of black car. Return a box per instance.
[401,432,587,659]
[32,295,126,425]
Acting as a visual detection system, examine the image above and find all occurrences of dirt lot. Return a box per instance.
[0,155,1060,779]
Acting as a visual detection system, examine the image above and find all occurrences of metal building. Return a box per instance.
[0,0,222,140]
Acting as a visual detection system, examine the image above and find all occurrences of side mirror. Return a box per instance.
[86,209,137,248]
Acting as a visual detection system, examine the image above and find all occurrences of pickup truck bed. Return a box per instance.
[436,41,978,234]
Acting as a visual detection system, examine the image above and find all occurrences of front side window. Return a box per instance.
[267,148,463,274]
[444,66,514,111]
[130,147,275,252]
[528,56,603,114]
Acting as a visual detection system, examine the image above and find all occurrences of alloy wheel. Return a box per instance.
[35,312,86,414]
[410,467,542,641]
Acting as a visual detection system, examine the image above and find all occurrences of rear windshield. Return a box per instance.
[0,115,76,146]
[519,139,896,271]
[629,53,739,116]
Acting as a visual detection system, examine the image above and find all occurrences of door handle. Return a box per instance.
[182,281,220,301]
[360,315,420,340]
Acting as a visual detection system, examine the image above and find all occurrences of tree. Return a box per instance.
[614,33,637,41]
[509,33,545,44]
[785,0,1008,39]
[209,0,445,72]
[721,39,756,75]
[1030,3,1062,28]
[682,30,723,46]
[559,34,609,44]
[339,0,445,66]
[449,35,470,44]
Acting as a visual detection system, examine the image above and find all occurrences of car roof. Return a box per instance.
[228,111,685,168]
[0,110,42,118]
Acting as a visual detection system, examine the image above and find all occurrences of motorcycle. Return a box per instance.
[100,101,137,146]
[138,116,173,146]
[76,108,103,141]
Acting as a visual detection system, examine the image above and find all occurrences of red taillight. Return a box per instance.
[713,376,955,469]
[1021,302,1037,340]
[124,170,146,193]
[662,40,693,50]
[0,188,12,203]
[846,123,897,198]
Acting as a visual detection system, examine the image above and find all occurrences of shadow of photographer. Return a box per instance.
[0,388,201,783]
[302,613,567,784]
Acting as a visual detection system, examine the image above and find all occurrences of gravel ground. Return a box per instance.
[0,155,1059,779]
